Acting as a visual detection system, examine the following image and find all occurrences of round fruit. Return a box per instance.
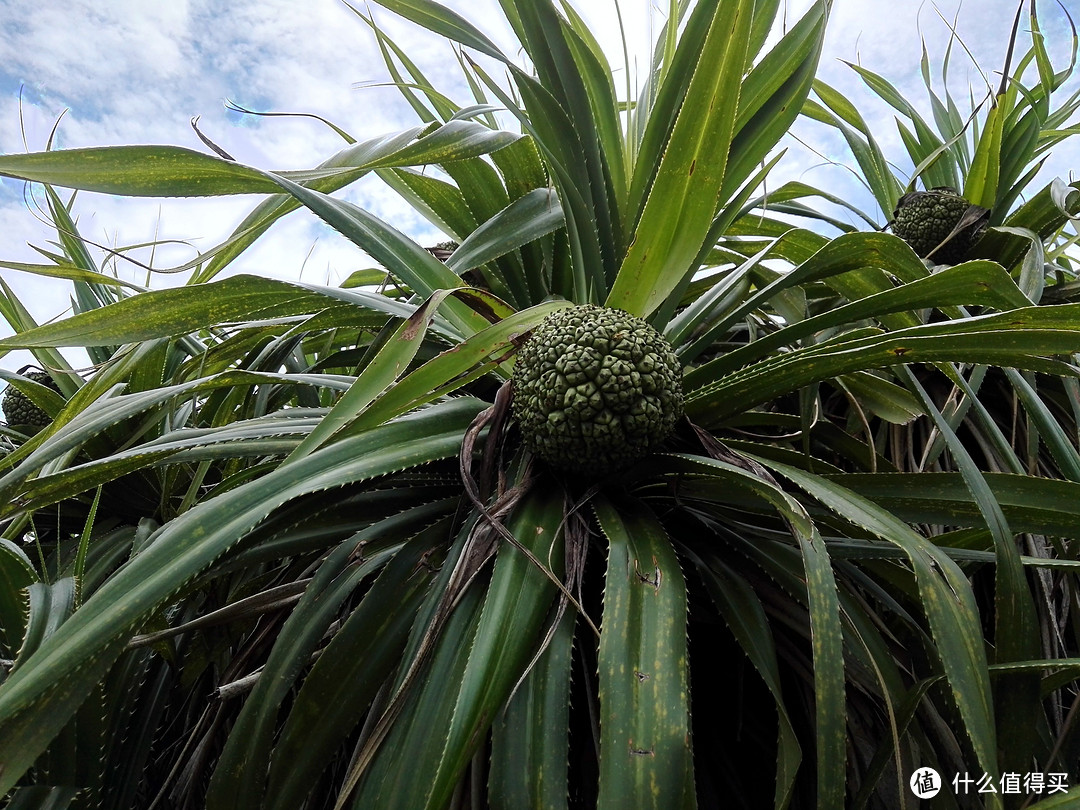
[891,187,989,265]
[511,305,683,475]
[2,367,61,429]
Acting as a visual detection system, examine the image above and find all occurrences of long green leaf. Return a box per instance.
[900,366,1040,779]
[1005,369,1080,482]
[445,188,564,276]
[808,82,904,215]
[687,304,1080,426]
[369,0,510,61]
[594,496,695,810]
[506,0,622,284]
[678,230,933,382]
[685,259,1031,387]
[424,485,566,807]
[12,579,77,671]
[0,275,403,349]
[0,370,338,503]
[606,0,752,316]
[259,171,493,339]
[721,2,826,206]
[488,602,574,810]
[964,100,1004,210]
[348,484,564,809]
[0,540,36,659]
[639,454,846,806]
[350,301,566,431]
[826,471,1080,538]
[345,550,486,809]
[681,548,801,809]
[194,126,424,282]
[0,121,518,200]
[0,146,281,196]
[0,259,145,293]
[284,290,455,463]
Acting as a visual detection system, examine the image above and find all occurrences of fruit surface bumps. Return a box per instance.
[511,305,683,475]
[2,369,61,429]
[891,187,988,264]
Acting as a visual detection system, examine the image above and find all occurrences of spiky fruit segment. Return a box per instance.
[891,188,988,265]
[426,240,458,262]
[2,369,60,429]
[511,304,684,475]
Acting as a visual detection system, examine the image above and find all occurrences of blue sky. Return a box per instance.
[0,0,1077,373]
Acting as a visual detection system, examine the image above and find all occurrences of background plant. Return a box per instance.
[785,0,1080,285]
[1,1,1080,809]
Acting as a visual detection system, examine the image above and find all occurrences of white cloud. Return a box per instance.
[0,1,191,98]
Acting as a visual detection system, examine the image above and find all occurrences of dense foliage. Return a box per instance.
[2,1,1080,808]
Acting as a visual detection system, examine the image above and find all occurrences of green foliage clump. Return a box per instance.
[510,304,683,474]
[890,187,989,264]
[2,1,1080,808]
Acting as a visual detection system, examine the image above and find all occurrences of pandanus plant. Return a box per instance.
[2,1,1080,808]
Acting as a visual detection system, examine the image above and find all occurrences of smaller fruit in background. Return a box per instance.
[2,366,62,430]
[425,240,459,262]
